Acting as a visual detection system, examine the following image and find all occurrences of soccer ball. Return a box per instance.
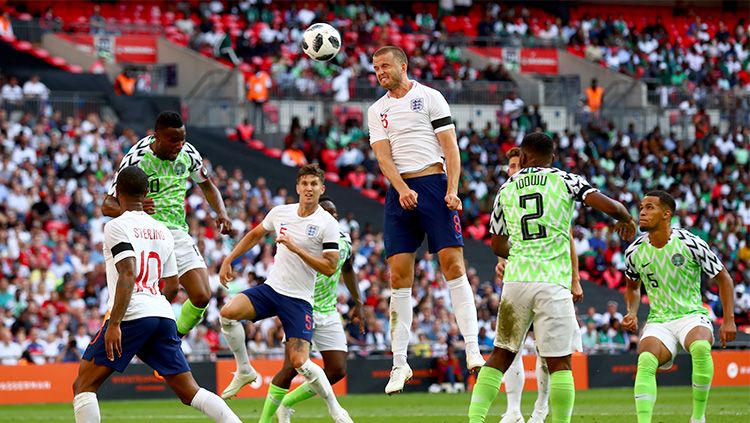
[301,23,341,62]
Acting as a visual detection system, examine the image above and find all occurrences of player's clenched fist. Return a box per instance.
[219,259,235,287]
[495,258,507,281]
[720,318,736,348]
[614,218,637,241]
[444,193,462,211]
[216,214,234,236]
[398,188,418,210]
[622,313,638,333]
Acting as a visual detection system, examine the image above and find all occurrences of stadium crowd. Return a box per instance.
[1,67,749,366]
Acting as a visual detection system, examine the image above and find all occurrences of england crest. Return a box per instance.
[306,224,319,237]
[411,97,424,112]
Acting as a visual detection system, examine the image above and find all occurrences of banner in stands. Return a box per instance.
[345,357,438,394]
[466,47,559,74]
[59,34,157,63]
[711,350,750,386]
[0,363,77,404]
[97,362,216,400]
[588,353,692,388]
[215,359,346,398]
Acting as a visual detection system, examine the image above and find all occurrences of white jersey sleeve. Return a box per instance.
[104,220,135,264]
[489,189,508,236]
[367,104,388,145]
[623,235,647,281]
[321,218,340,253]
[108,137,151,196]
[426,89,454,134]
[557,170,599,202]
[261,206,279,232]
[676,229,723,278]
[184,142,208,184]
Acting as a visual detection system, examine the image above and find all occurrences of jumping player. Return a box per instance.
[368,45,484,395]
[73,166,240,423]
[102,111,233,337]
[218,164,353,423]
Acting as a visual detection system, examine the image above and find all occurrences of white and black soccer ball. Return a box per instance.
[301,23,341,62]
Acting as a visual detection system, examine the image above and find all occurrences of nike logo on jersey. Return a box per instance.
[642,262,651,268]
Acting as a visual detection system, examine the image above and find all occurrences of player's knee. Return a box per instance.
[689,340,712,357]
[290,354,308,370]
[189,291,210,308]
[219,305,240,321]
[637,352,659,374]
[325,363,346,384]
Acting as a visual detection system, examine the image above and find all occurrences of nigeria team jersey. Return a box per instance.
[624,228,723,323]
[109,136,207,233]
[313,232,352,314]
[489,167,598,288]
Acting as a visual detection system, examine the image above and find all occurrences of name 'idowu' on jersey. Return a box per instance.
[367,81,455,174]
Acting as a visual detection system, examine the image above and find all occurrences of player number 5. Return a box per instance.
[646,273,659,288]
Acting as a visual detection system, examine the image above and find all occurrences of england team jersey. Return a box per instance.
[367,80,455,174]
[108,136,207,233]
[624,228,723,323]
[490,167,598,288]
[262,204,340,304]
[103,211,178,321]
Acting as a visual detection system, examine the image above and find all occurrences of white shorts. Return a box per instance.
[494,282,578,357]
[641,314,713,369]
[171,229,207,278]
[311,311,347,352]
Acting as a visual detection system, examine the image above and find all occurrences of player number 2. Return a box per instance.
[519,193,547,241]
[646,273,659,288]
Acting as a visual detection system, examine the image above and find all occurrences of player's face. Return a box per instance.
[296,174,325,206]
[373,53,404,91]
[319,201,338,220]
[154,126,186,161]
[638,196,669,231]
[508,157,520,177]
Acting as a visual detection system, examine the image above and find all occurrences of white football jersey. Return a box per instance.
[261,203,340,304]
[368,80,455,174]
[103,211,178,321]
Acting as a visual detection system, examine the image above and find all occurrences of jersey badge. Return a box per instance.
[411,97,424,112]
[305,224,319,238]
[174,161,186,176]
[671,253,685,267]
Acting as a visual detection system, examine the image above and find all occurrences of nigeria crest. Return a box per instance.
[174,161,186,175]
[671,253,685,267]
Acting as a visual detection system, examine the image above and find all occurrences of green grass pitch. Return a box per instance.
[1,386,747,422]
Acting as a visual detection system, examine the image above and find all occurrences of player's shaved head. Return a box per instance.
[644,190,676,215]
[319,196,338,219]
[520,132,554,167]
[116,166,149,199]
[374,46,407,65]
[155,111,183,131]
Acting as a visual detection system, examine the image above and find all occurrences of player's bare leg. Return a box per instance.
[385,252,415,394]
[219,294,259,399]
[437,246,484,372]
[176,268,211,336]
[277,350,347,422]
[684,326,715,423]
[163,372,241,423]
[72,359,115,422]
[634,336,672,423]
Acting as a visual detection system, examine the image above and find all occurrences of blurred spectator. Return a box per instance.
[585,78,603,115]
[2,76,23,109]
[0,326,21,364]
[89,5,105,35]
[0,11,13,39]
[246,66,271,134]
[114,69,136,96]
[22,75,50,101]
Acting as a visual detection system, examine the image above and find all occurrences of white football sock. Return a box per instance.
[503,352,525,415]
[390,287,412,367]
[296,359,345,417]
[533,355,550,415]
[220,317,253,374]
[73,392,100,423]
[447,275,479,351]
[190,387,242,423]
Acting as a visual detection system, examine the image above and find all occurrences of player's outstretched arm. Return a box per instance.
[102,194,124,218]
[105,257,137,361]
[219,224,269,286]
[622,277,641,333]
[583,191,636,240]
[198,175,234,235]
[276,233,340,276]
[371,140,418,210]
[342,257,365,333]
[436,129,462,211]
[712,267,737,347]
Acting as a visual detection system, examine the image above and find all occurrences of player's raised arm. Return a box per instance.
[101,194,123,218]
[583,191,636,240]
[219,222,270,286]
[193,158,234,236]
[436,128,461,211]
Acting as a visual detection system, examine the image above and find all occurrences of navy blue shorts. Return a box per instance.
[242,283,313,342]
[83,317,190,375]
[384,173,464,257]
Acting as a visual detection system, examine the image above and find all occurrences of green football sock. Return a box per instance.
[281,382,317,408]
[176,299,207,335]
[549,370,575,423]
[259,383,288,423]
[690,340,713,421]
[634,352,659,423]
[468,366,503,423]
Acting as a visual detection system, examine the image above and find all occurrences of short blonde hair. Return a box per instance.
[373,46,408,65]
[507,147,521,160]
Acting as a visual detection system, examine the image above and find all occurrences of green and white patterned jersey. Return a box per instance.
[624,228,723,323]
[313,231,352,314]
[109,136,207,233]
[490,167,598,288]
